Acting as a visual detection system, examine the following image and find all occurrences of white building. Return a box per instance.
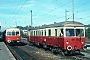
[22,30,28,35]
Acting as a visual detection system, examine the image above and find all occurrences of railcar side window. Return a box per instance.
[66,29,74,36]
[42,30,43,36]
[37,31,39,36]
[7,32,11,36]
[40,30,42,36]
[55,29,57,36]
[45,30,46,36]
[76,29,84,36]
[48,29,51,36]
[12,32,15,36]
[36,31,37,36]
[34,31,35,36]
[30,31,33,36]
[39,31,41,36]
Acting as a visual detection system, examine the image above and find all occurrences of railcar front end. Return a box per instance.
[5,28,20,45]
[63,26,85,54]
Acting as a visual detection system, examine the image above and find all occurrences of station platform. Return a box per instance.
[0,40,16,60]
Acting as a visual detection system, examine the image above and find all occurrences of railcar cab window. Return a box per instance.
[66,29,74,36]
[7,32,11,36]
[12,31,15,36]
[16,31,19,36]
[76,29,84,36]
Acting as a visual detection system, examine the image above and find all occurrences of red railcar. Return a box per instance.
[27,21,86,54]
[3,28,20,44]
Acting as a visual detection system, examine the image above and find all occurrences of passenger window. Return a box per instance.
[35,31,37,36]
[42,30,43,36]
[39,31,41,36]
[38,31,39,36]
[34,31,35,36]
[45,30,46,36]
[55,29,57,36]
[48,29,51,36]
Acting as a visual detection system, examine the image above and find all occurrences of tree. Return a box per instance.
[20,30,23,37]
[86,27,90,39]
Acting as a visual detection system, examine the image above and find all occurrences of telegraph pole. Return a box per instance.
[72,0,74,21]
[28,10,32,43]
[65,9,68,21]
[31,10,32,27]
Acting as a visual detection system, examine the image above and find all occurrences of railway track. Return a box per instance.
[6,39,90,60]
[21,44,87,60]
[20,39,90,60]
[7,43,58,60]
[22,39,90,60]
[7,44,38,60]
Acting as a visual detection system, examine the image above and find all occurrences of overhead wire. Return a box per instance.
[34,1,72,20]
[50,0,90,22]
[6,0,90,27]
[4,0,21,27]
[33,0,57,16]
[7,0,28,25]
[66,0,90,21]
[6,0,21,23]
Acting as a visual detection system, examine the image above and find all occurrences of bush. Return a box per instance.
[86,27,90,39]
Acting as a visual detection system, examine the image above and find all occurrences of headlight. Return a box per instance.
[67,45,72,51]
[17,41,20,42]
[81,41,84,44]
[8,40,11,43]
[44,39,46,42]
[66,40,69,44]
[17,38,19,39]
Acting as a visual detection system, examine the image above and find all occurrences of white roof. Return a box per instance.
[6,28,20,31]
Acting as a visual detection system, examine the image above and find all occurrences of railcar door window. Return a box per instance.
[7,32,11,36]
[66,29,74,36]
[12,32,15,36]
[76,29,84,36]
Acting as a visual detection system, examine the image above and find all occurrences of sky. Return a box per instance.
[0,0,90,31]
